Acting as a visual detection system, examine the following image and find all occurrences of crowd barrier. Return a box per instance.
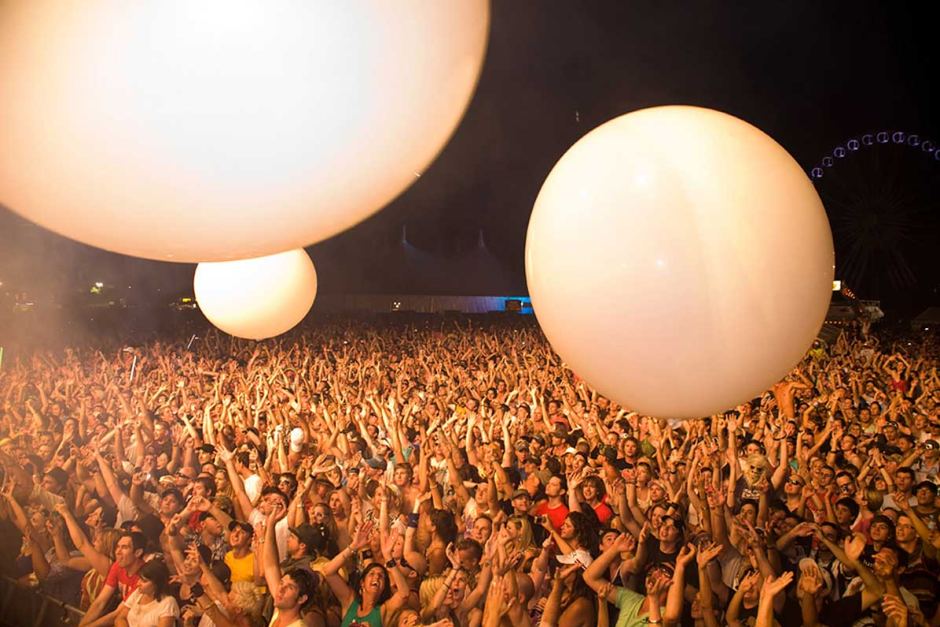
[0,576,84,627]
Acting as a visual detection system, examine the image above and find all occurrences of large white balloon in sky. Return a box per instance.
[0,0,489,262]
[526,106,834,419]
[194,249,317,340]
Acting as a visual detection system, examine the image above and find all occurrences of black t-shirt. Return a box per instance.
[645,538,699,590]
[736,594,802,627]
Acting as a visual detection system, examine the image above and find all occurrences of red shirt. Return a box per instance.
[534,501,570,531]
[593,501,614,525]
[105,562,141,601]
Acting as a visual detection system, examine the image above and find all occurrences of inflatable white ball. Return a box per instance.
[194,249,317,340]
[525,106,834,419]
[0,0,489,261]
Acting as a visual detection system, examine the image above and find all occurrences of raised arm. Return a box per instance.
[322,521,372,612]
[664,544,695,624]
[219,444,253,519]
[583,533,635,604]
[55,501,111,576]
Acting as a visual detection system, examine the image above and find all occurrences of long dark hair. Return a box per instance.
[430,509,458,545]
[139,559,170,601]
[350,562,392,605]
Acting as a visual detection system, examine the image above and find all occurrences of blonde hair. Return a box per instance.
[507,515,535,552]
[97,528,122,560]
[419,575,444,608]
[865,489,885,511]
[228,581,263,622]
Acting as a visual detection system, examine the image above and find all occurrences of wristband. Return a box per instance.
[408,513,419,528]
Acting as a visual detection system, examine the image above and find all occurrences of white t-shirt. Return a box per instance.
[122,589,180,627]
[116,494,140,528]
[248,508,290,559]
[244,474,262,504]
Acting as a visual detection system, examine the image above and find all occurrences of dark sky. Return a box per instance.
[1,1,937,312]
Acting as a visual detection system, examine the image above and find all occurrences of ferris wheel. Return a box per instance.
[809,130,940,298]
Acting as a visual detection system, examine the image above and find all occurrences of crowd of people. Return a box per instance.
[0,317,937,627]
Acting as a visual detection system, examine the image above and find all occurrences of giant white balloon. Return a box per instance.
[526,106,834,419]
[0,0,489,262]
[194,249,317,340]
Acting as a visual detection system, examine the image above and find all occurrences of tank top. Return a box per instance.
[340,599,382,627]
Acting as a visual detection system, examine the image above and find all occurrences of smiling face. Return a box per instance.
[182,548,201,576]
[471,517,492,544]
[229,526,251,549]
[360,565,387,600]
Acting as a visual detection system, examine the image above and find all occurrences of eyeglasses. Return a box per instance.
[787,478,804,486]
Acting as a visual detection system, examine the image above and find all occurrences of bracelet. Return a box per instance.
[407,513,419,528]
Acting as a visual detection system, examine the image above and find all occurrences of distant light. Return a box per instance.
[94,281,103,288]
[832,280,841,291]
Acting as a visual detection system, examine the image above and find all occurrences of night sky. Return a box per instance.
[1,1,937,314]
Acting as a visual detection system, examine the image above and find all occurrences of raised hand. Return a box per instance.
[445,542,461,569]
[739,570,761,594]
[761,571,794,598]
[881,594,910,627]
[612,532,637,555]
[696,541,723,567]
[844,534,866,564]
[351,520,375,551]
[646,569,671,597]
[676,543,697,567]
[797,564,823,599]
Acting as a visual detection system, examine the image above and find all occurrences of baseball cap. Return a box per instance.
[289,427,306,453]
[290,523,319,555]
[914,480,938,494]
[364,457,388,471]
[556,549,593,569]
[228,520,254,536]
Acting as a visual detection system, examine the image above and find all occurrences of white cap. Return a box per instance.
[289,427,305,453]
[556,549,593,569]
